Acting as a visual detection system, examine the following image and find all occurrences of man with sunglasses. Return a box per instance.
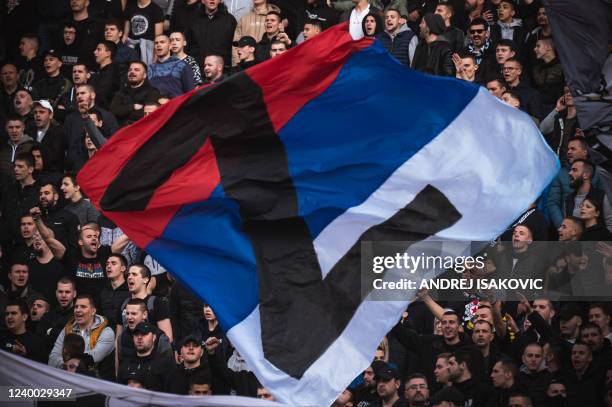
[461,18,496,81]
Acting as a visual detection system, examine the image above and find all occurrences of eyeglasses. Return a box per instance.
[469,29,485,34]
[502,67,519,71]
[407,384,428,390]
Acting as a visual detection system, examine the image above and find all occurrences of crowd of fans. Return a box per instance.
[0,0,610,406]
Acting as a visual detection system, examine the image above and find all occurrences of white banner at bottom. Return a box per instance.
[0,350,282,407]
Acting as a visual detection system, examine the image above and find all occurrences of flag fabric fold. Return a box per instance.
[78,22,559,406]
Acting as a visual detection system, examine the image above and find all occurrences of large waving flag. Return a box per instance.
[78,23,558,406]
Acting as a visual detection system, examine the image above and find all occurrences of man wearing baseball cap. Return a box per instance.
[166,334,213,394]
[231,36,258,74]
[32,50,72,107]
[118,321,174,391]
[31,100,65,172]
[374,362,404,407]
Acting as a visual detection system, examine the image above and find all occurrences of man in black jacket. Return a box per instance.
[91,41,120,110]
[411,13,454,77]
[36,277,77,352]
[391,310,483,388]
[166,334,212,394]
[110,61,161,127]
[32,49,72,108]
[30,100,65,172]
[98,254,129,329]
[118,321,174,391]
[186,0,237,72]
[448,351,493,406]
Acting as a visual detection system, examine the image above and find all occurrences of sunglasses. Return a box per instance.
[470,29,485,34]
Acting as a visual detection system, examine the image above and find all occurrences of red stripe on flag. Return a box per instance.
[80,136,221,248]
[246,23,373,133]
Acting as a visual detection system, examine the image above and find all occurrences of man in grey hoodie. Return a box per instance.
[48,294,115,370]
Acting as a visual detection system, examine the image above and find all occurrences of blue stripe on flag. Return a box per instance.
[278,41,480,238]
[146,186,259,331]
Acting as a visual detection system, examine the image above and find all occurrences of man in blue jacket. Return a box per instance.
[148,34,195,99]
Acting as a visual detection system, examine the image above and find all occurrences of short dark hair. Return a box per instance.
[589,302,610,315]
[499,0,516,10]
[459,53,477,64]
[572,158,595,177]
[129,60,148,71]
[126,298,148,313]
[502,90,521,105]
[64,22,77,30]
[105,18,123,32]
[469,17,487,29]
[62,172,79,186]
[75,294,96,308]
[130,264,151,280]
[20,33,39,46]
[63,333,85,359]
[14,152,34,168]
[6,299,29,316]
[496,358,518,378]
[98,40,117,59]
[504,57,522,69]
[580,322,602,335]
[304,19,323,30]
[6,114,25,124]
[41,182,59,194]
[568,137,589,152]
[191,371,213,386]
[496,39,517,52]
[108,253,128,268]
[451,351,472,372]
[266,10,282,20]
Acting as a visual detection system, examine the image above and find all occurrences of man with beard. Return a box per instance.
[43,222,129,301]
[115,298,173,378]
[461,18,496,79]
[37,278,77,352]
[411,13,454,76]
[202,56,226,85]
[566,159,612,231]
[447,351,493,406]
[166,335,212,394]
[547,138,603,229]
[374,363,404,407]
[117,321,174,391]
[31,183,79,247]
[579,323,612,367]
[30,100,65,172]
[404,374,429,407]
[110,61,161,126]
[353,360,385,407]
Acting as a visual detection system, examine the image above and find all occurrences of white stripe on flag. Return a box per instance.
[314,87,559,277]
[228,87,559,407]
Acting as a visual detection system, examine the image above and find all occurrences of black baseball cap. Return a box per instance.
[44,49,61,60]
[374,362,399,380]
[180,334,203,348]
[133,321,154,335]
[233,36,257,48]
